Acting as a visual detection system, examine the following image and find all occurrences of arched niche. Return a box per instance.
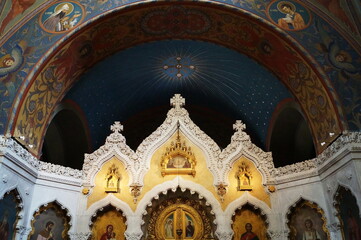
[286,199,330,240]
[142,187,217,240]
[41,100,90,170]
[89,205,127,240]
[28,201,71,240]
[268,100,316,167]
[334,185,361,240]
[0,188,23,240]
[232,203,269,240]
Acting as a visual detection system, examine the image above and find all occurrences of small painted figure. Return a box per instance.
[277,2,306,30]
[37,221,55,240]
[240,223,259,240]
[302,219,321,240]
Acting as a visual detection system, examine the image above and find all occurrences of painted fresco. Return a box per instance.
[0,191,21,240]
[28,202,70,240]
[10,4,341,157]
[288,201,330,240]
[232,205,268,240]
[0,0,360,156]
[335,187,361,240]
[317,0,357,32]
[0,0,39,35]
[91,207,126,240]
[39,1,85,33]
[267,1,311,31]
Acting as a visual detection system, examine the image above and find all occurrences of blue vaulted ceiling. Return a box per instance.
[65,40,292,150]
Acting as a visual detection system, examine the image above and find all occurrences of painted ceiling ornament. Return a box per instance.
[162,56,196,79]
[236,162,252,191]
[141,5,211,36]
[266,0,311,31]
[39,1,85,33]
[160,122,196,177]
[105,164,121,193]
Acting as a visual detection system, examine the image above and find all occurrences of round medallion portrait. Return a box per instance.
[39,1,85,33]
[267,0,311,31]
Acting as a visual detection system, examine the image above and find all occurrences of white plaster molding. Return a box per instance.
[68,232,91,240]
[0,135,39,169]
[16,225,32,238]
[221,121,274,186]
[225,191,272,221]
[37,161,83,179]
[135,94,221,186]
[85,194,134,222]
[82,122,138,188]
[135,177,222,220]
[316,131,361,167]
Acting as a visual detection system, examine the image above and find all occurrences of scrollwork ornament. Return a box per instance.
[16,226,32,237]
[130,184,142,203]
[327,222,341,233]
[68,232,91,240]
[215,183,227,202]
[124,232,143,240]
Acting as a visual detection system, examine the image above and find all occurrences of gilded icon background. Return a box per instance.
[232,205,268,240]
[91,207,126,240]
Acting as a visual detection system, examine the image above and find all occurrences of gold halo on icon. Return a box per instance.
[277,1,296,14]
[54,2,74,16]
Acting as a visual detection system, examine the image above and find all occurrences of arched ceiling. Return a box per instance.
[64,39,292,150]
[0,0,360,159]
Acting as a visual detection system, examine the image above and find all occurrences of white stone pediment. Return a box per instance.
[82,94,275,192]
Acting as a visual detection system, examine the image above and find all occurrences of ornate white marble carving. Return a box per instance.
[69,232,91,240]
[16,225,32,238]
[38,162,83,179]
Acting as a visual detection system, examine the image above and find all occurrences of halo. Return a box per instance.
[277,1,296,14]
[54,2,74,16]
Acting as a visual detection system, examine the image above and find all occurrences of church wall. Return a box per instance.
[1,130,361,239]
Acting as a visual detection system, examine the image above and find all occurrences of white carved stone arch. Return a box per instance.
[225,191,272,222]
[332,183,361,218]
[283,196,329,231]
[134,95,222,186]
[82,122,138,188]
[85,194,134,225]
[135,177,223,223]
[30,199,74,227]
[218,120,274,186]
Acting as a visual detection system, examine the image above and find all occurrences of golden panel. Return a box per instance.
[232,208,268,240]
[226,157,270,207]
[155,204,203,240]
[141,132,218,206]
[87,157,134,210]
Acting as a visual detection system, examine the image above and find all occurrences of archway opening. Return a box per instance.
[269,104,315,167]
[41,108,89,169]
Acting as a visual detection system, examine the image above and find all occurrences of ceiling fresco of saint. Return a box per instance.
[0,0,360,158]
